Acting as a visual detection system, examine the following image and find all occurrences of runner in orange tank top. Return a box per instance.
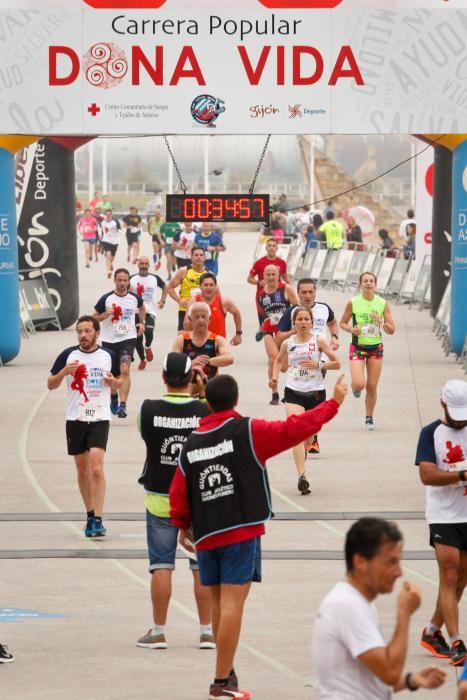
[183,272,243,346]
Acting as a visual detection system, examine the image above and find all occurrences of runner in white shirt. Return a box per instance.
[270,306,339,495]
[47,315,123,538]
[93,268,146,419]
[130,256,168,371]
[416,380,467,666]
[100,208,122,279]
[275,277,340,455]
[173,225,196,268]
[312,518,446,699]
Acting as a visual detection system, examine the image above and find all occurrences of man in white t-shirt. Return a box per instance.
[48,316,124,538]
[312,517,446,699]
[416,380,467,666]
[173,225,196,268]
[100,208,122,279]
[399,208,416,242]
[93,268,146,420]
[130,256,167,370]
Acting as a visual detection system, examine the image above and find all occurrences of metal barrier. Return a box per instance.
[385,253,412,301]
[409,255,432,310]
[287,239,306,279]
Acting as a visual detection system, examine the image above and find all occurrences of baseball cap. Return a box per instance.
[163,352,192,378]
[441,380,467,421]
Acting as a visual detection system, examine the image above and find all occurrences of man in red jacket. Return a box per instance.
[170,373,347,700]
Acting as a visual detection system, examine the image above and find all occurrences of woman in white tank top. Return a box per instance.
[270,306,340,496]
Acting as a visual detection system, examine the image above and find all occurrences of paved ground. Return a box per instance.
[1,231,466,699]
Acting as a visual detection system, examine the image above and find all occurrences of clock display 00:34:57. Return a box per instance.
[165,194,270,223]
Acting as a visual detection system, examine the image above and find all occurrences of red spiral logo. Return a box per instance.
[83,42,128,88]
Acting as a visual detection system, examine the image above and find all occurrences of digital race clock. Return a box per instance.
[165,194,270,224]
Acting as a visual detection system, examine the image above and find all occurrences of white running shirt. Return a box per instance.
[50,346,120,421]
[416,420,467,524]
[101,218,121,245]
[312,581,391,700]
[130,273,165,316]
[286,333,324,392]
[94,291,143,343]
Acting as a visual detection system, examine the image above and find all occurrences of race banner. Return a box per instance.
[0,5,465,134]
[15,139,80,329]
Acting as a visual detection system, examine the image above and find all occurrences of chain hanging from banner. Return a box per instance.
[163,135,187,194]
[249,135,271,195]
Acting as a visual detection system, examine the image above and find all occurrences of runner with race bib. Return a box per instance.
[340,271,395,431]
[93,268,146,419]
[47,315,123,538]
[257,265,298,405]
[270,306,340,496]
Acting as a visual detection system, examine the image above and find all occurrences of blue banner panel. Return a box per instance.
[0,148,20,364]
[451,140,467,356]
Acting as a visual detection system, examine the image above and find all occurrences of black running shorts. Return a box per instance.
[126,230,140,245]
[283,387,326,412]
[429,523,467,551]
[66,420,109,455]
[102,339,137,364]
[102,242,118,257]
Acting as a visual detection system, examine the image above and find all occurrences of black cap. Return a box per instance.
[163,352,192,378]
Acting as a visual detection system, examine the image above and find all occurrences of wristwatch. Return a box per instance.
[236,330,243,335]
[331,333,339,340]
[459,470,466,482]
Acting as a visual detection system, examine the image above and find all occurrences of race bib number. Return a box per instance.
[361,323,379,338]
[78,401,104,422]
[449,461,467,489]
[113,321,130,336]
[190,287,201,298]
[130,226,139,233]
[291,366,315,381]
[269,313,281,325]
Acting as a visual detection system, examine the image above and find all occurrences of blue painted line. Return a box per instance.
[0,607,65,624]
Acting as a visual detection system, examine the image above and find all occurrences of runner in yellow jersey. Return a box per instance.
[166,246,208,330]
[340,271,395,430]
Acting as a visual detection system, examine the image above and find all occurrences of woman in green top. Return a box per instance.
[340,271,395,430]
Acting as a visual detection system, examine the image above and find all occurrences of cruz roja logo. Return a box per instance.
[191,94,225,128]
[288,104,302,118]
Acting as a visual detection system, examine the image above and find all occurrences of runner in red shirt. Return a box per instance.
[247,237,290,342]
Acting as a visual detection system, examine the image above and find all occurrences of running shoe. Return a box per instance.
[145,348,154,362]
[0,644,14,663]
[93,518,106,537]
[255,331,263,342]
[352,389,361,398]
[199,633,216,650]
[269,393,280,406]
[450,639,467,665]
[117,402,128,419]
[298,473,311,495]
[137,630,168,649]
[309,436,320,454]
[110,396,119,415]
[420,628,450,658]
[138,360,146,371]
[84,515,95,538]
[208,683,250,700]
[365,416,375,431]
[229,671,239,690]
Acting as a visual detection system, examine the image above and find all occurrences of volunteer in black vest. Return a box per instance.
[136,352,214,652]
[170,373,348,700]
